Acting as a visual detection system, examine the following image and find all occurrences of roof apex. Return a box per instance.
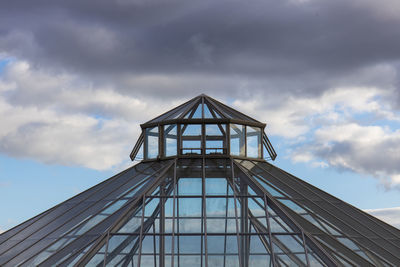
[143,94,263,126]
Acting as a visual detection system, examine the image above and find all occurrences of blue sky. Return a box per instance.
[1,0,400,232]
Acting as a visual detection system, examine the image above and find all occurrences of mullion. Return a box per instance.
[171,160,177,267]
[137,195,146,267]
[223,179,229,267]
[228,159,244,267]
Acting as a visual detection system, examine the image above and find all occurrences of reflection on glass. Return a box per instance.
[182,140,202,154]
[230,124,245,156]
[246,126,261,158]
[164,124,177,157]
[206,124,226,154]
[182,124,202,135]
[181,124,202,154]
[145,126,158,159]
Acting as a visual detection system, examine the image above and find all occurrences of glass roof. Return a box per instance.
[144,94,263,126]
[1,159,399,266]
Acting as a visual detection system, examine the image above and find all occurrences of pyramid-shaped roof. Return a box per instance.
[143,94,264,128]
[1,95,400,267]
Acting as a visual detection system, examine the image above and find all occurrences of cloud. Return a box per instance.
[233,85,395,138]
[0,0,400,100]
[0,60,182,170]
[234,86,400,188]
[365,207,400,229]
[307,123,400,188]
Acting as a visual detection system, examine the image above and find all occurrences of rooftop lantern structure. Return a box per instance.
[130,94,276,161]
[1,95,400,267]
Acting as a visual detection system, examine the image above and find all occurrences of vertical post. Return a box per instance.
[159,125,164,159]
[152,221,156,267]
[202,157,208,267]
[171,160,177,267]
[144,128,148,160]
[137,195,146,267]
[229,159,244,267]
[223,179,229,267]
[177,124,181,156]
[159,183,165,267]
[258,127,263,159]
[240,181,249,266]
[177,182,181,267]
[227,124,230,156]
[243,126,247,157]
[202,123,205,156]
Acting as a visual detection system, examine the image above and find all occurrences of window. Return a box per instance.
[164,124,177,157]
[181,124,202,155]
[205,124,226,154]
[230,124,245,156]
[145,127,159,159]
[246,126,261,158]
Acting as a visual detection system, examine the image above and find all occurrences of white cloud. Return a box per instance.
[365,207,400,229]
[233,85,400,188]
[233,86,393,138]
[0,59,176,170]
[301,123,400,188]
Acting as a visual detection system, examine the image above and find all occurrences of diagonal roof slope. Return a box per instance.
[143,94,263,127]
[1,158,399,266]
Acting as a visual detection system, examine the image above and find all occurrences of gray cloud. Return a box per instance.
[1,0,400,100]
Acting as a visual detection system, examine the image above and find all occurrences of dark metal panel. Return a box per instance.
[145,96,199,124]
[130,131,144,161]
[205,95,261,123]
[263,132,277,161]
[141,118,266,128]
[246,160,400,265]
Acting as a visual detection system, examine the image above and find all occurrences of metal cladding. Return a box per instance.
[1,95,400,266]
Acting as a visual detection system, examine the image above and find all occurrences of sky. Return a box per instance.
[1,0,400,233]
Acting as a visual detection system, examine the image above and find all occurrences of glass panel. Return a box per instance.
[206,124,224,136]
[230,124,245,156]
[192,103,203,118]
[178,198,202,217]
[182,124,202,136]
[204,103,214,118]
[164,124,177,157]
[182,140,202,155]
[145,126,159,159]
[178,178,202,195]
[179,218,202,233]
[181,124,202,155]
[205,178,227,195]
[206,124,226,155]
[246,126,261,158]
[206,140,224,154]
